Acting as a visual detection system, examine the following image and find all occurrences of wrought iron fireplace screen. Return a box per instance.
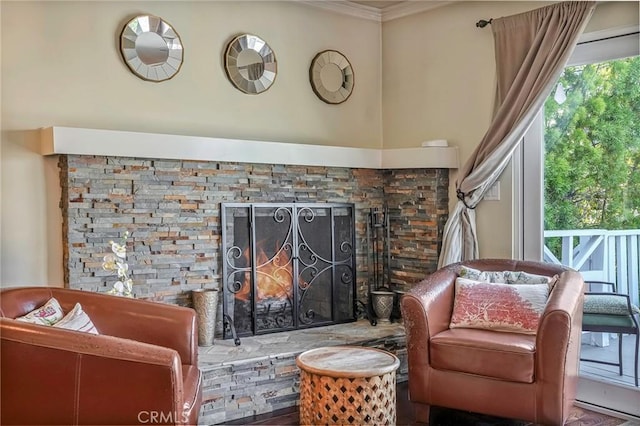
[221,203,356,339]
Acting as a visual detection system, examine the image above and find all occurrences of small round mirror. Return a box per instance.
[224,34,277,94]
[120,15,183,82]
[320,63,344,92]
[136,32,170,65]
[236,49,265,81]
[309,50,354,104]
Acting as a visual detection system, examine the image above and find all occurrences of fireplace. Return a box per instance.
[57,150,450,333]
[221,203,356,339]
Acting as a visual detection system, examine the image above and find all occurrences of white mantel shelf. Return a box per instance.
[40,127,459,170]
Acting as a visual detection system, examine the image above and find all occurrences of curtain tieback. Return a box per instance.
[456,189,476,209]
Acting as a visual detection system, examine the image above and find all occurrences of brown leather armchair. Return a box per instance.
[401,259,584,425]
[0,287,202,425]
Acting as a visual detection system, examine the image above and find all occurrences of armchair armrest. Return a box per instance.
[402,268,458,339]
[535,270,584,418]
[55,290,199,366]
[401,268,457,371]
[537,270,584,362]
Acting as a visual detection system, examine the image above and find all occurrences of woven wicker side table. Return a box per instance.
[296,346,400,425]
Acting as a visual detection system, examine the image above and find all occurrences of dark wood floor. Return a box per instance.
[224,381,628,425]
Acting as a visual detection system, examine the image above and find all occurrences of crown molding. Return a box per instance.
[381,1,452,22]
[300,1,452,22]
[300,0,383,22]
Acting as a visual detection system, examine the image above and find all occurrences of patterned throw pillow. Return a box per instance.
[458,266,508,283]
[584,294,640,316]
[450,277,550,334]
[459,266,552,285]
[15,298,65,326]
[502,270,553,285]
[53,303,99,334]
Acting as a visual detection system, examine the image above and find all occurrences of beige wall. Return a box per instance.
[383,1,639,260]
[2,0,638,288]
[0,1,382,287]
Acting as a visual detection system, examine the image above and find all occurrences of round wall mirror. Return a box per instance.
[309,50,354,104]
[224,34,277,94]
[120,15,183,82]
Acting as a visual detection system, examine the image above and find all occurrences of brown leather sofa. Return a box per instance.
[401,259,584,425]
[0,287,202,425]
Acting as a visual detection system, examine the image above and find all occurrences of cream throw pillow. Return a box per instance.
[15,297,64,326]
[53,303,99,334]
[450,277,550,335]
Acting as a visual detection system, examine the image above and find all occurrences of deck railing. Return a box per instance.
[543,229,640,306]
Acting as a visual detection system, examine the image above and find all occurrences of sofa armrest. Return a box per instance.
[1,318,189,425]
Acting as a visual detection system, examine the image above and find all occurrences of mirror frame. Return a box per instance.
[120,15,184,82]
[224,34,277,95]
[309,50,354,105]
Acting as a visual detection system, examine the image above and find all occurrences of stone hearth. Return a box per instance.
[197,320,407,425]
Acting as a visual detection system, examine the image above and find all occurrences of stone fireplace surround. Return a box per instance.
[47,127,451,329]
[45,126,453,423]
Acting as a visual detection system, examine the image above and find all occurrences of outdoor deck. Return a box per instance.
[580,333,638,388]
[545,229,639,389]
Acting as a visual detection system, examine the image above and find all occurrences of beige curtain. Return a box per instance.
[438,1,596,268]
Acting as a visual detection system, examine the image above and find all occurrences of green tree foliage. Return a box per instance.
[544,56,640,232]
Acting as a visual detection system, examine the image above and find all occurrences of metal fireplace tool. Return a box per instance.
[360,207,393,326]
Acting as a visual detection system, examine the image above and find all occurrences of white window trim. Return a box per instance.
[570,26,640,67]
[512,113,544,261]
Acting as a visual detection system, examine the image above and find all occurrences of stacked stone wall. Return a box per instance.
[384,169,449,289]
[59,155,448,324]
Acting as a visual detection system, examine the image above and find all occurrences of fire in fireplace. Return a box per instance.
[221,203,356,339]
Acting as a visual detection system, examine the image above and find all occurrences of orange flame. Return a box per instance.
[235,241,294,303]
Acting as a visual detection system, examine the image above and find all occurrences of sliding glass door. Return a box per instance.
[518,29,640,416]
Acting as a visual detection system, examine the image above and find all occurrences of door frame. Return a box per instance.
[514,25,640,417]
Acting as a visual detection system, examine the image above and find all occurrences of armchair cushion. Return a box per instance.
[584,294,640,316]
[450,278,549,334]
[431,328,536,383]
